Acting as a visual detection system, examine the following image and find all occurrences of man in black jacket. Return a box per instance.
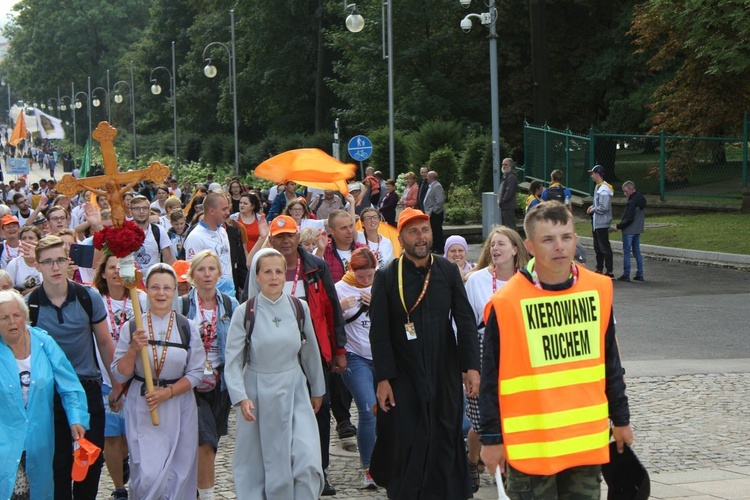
[612,180,646,282]
[497,158,518,229]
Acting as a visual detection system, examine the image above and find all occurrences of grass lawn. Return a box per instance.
[575,213,750,255]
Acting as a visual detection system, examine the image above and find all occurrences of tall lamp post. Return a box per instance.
[459,0,500,193]
[46,98,60,118]
[202,9,239,177]
[151,41,178,180]
[344,1,395,181]
[91,86,109,123]
[74,77,93,164]
[60,83,77,161]
[112,62,138,162]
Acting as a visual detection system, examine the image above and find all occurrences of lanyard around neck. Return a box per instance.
[397,255,433,323]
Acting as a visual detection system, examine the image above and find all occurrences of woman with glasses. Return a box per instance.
[112,264,205,500]
[282,198,325,232]
[356,207,394,270]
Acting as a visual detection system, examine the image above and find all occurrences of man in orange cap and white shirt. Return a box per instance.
[368,207,480,499]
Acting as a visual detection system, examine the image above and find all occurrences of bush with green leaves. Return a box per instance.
[426,147,459,193]
[407,120,465,170]
[460,134,491,190]
[366,126,410,177]
[445,184,481,224]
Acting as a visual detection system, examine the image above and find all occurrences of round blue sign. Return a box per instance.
[347,135,373,162]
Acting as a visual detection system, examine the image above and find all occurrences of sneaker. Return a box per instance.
[322,474,337,496]
[336,420,357,439]
[111,488,128,500]
[617,275,630,282]
[633,275,644,281]
[362,470,377,490]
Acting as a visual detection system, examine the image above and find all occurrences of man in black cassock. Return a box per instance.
[368,207,480,499]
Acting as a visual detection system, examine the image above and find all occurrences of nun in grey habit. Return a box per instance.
[224,248,325,499]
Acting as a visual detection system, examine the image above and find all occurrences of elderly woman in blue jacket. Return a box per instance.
[178,249,239,500]
[0,289,89,499]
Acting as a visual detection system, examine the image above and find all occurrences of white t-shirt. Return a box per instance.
[96,291,148,387]
[191,295,221,368]
[6,256,43,291]
[133,223,172,277]
[337,249,352,275]
[0,242,21,270]
[300,218,325,232]
[170,188,182,200]
[150,199,167,215]
[464,267,508,334]
[335,280,372,360]
[184,222,233,286]
[71,204,87,228]
[356,232,395,270]
[17,355,31,407]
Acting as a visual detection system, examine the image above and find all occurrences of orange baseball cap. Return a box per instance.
[1,214,19,227]
[397,207,429,233]
[172,260,190,283]
[72,438,102,482]
[270,215,299,236]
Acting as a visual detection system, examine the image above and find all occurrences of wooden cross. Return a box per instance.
[56,121,170,228]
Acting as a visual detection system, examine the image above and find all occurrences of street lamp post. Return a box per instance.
[60,82,77,161]
[344,1,395,181]
[459,0,500,193]
[46,98,60,118]
[112,68,138,163]
[202,9,239,177]
[1,79,11,124]
[91,86,109,123]
[74,77,93,164]
[151,41,178,180]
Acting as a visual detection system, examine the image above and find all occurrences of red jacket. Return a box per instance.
[322,240,366,283]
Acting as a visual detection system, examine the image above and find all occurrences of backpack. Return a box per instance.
[150,223,165,262]
[180,292,234,319]
[28,282,94,327]
[546,185,566,204]
[128,314,192,351]
[243,295,306,360]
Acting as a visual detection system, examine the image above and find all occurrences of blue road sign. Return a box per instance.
[347,135,372,162]
[6,158,29,175]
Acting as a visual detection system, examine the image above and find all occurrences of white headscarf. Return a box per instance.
[246,248,285,299]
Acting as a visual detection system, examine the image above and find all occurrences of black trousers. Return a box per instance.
[329,371,353,425]
[54,378,105,500]
[430,210,444,253]
[315,369,332,470]
[592,227,614,273]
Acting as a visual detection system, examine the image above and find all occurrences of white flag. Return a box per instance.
[34,108,65,139]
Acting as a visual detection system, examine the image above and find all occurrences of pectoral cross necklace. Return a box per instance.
[272,317,282,327]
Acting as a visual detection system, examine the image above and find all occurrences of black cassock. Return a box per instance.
[369,255,480,499]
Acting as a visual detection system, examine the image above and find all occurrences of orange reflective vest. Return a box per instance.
[485,267,613,475]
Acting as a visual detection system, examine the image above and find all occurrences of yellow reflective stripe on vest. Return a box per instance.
[507,428,610,460]
[500,365,604,395]
[503,402,609,434]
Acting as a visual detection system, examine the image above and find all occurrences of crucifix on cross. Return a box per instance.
[56,121,170,229]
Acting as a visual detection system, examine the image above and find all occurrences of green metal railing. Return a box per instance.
[523,117,749,201]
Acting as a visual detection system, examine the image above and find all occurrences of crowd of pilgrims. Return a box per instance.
[0,168,528,500]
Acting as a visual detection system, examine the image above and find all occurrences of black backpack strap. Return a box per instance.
[151,223,164,262]
[175,314,191,349]
[28,287,40,327]
[180,294,190,316]
[288,295,306,343]
[220,292,234,317]
[72,282,94,325]
[244,296,258,357]
[345,304,369,325]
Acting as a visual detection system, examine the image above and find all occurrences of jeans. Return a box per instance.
[341,352,377,469]
[622,233,643,278]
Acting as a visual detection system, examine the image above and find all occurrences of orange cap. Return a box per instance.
[72,438,102,482]
[1,214,19,227]
[397,207,429,233]
[171,260,190,283]
[270,215,299,236]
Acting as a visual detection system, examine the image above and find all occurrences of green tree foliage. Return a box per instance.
[406,120,465,169]
[631,0,750,137]
[426,147,459,193]
[365,126,409,177]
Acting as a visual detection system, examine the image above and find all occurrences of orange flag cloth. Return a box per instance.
[254,149,357,196]
[8,110,29,147]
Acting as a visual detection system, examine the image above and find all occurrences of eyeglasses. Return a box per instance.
[362,215,380,222]
[39,257,69,268]
[131,206,150,212]
[147,285,175,294]
[48,216,67,222]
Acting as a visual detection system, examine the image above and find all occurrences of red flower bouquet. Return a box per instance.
[93,221,145,258]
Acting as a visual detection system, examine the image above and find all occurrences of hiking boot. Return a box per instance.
[336,420,357,439]
[617,275,630,282]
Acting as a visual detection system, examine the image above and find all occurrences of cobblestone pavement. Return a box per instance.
[97,372,750,498]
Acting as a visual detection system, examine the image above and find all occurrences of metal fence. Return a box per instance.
[523,119,749,201]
